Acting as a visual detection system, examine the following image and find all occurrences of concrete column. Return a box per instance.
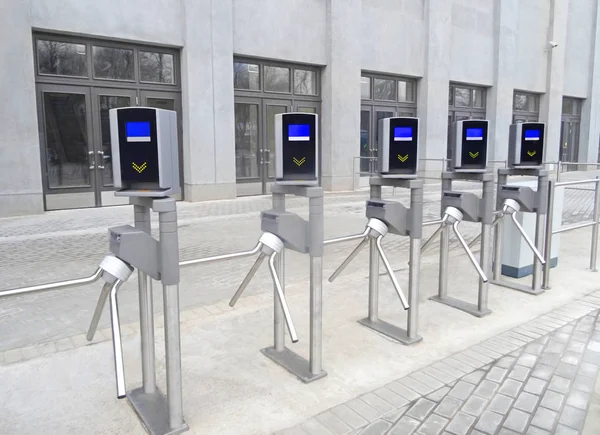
[580,1,600,165]
[321,0,361,191]
[418,0,452,178]
[487,0,517,164]
[539,0,569,164]
[0,0,44,216]
[181,0,236,201]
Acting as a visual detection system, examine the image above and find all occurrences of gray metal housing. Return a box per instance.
[508,122,546,168]
[377,117,419,179]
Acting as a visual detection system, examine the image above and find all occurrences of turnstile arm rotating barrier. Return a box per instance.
[375,235,410,310]
[227,232,298,343]
[467,214,502,249]
[421,216,448,253]
[0,268,103,299]
[267,251,299,343]
[179,242,262,267]
[329,219,409,310]
[509,211,546,265]
[452,221,489,283]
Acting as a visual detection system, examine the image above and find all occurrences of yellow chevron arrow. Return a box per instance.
[469,151,480,159]
[292,157,306,167]
[132,162,147,173]
[527,150,537,157]
[397,154,409,163]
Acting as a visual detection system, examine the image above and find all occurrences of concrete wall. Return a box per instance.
[30,0,184,46]
[233,0,327,65]
[0,0,44,216]
[0,0,599,216]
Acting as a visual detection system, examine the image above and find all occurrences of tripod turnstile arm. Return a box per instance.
[421,216,448,253]
[452,222,488,283]
[375,235,409,310]
[467,214,502,249]
[179,242,262,267]
[87,281,113,341]
[108,280,126,399]
[1,268,103,299]
[328,236,370,283]
[510,212,546,265]
[267,252,299,343]
[229,251,266,307]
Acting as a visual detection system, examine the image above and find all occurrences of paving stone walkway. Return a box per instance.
[277,292,600,435]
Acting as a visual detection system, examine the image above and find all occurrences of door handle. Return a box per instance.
[88,151,95,170]
[97,151,105,169]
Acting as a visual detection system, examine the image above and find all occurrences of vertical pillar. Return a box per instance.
[579,2,600,165]
[488,0,518,164]
[419,0,452,179]
[0,0,44,216]
[308,190,324,375]
[273,192,285,352]
[321,0,361,191]
[368,184,381,321]
[539,0,569,164]
[181,0,236,201]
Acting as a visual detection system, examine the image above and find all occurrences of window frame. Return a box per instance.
[33,32,181,91]
[448,83,487,113]
[233,57,321,102]
[361,72,418,109]
[139,50,177,85]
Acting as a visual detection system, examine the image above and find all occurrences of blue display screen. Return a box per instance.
[394,127,413,141]
[466,128,483,140]
[126,122,151,142]
[288,124,310,141]
[525,129,541,140]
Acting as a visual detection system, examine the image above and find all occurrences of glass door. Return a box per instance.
[360,107,371,175]
[560,119,580,171]
[38,84,96,210]
[140,90,183,198]
[91,87,137,206]
[235,98,261,196]
[263,100,291,194]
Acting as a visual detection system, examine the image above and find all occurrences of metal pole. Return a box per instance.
[407,237,420,339]
[369,184,382,321]
[543,180,555,288]
[310,255,322,374]
[438,225,449,298]
[308,191,324,376]
[479,223,491,311]
[273,191,286,351]
[493,173,507,280]
[591,179,600,271]
[134,204,156,394]
[229,253,266,307]
[511,213,546,265]
[157,200,184,430]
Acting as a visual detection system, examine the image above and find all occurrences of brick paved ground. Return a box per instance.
[276,294,600,435]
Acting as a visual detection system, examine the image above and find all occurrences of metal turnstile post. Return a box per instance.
[368,184,381,321]
[273,192,286,352]
[134,204,156,395]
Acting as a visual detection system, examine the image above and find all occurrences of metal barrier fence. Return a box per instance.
[543,177,600,288]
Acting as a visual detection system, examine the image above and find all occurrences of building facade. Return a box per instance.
[1,0,599,216]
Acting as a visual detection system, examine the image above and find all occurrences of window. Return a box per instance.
[294,69,317,95]
[37,39,87,77]
[361,77,371,99]
[513,91,540,122]
[398,80,415,103]
[373,78,396,101]
[448,83,487,136]
[233,62,260,90]
[562,97,582,116]
[264,66,290,93]
[93,46,134,81]
[140,51,174,84]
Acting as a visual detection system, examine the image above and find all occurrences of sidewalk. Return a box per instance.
[0,182,599,435]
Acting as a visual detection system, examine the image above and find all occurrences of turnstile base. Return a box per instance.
[261,346,327,383]
[128,387,189,435]
[490,279,544,295]
[358,318,422,345]
[429,295,491,318]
